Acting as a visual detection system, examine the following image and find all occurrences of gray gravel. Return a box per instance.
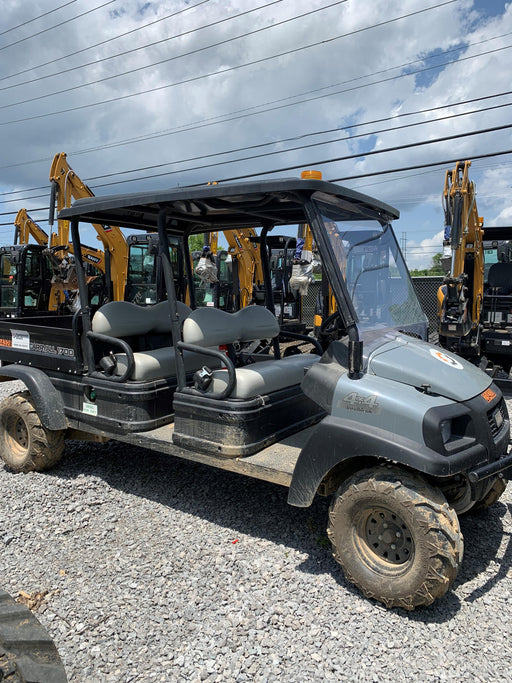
[0,379,512,682]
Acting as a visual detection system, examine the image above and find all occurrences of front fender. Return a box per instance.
[287,415,486,507]
[0,366,68,431]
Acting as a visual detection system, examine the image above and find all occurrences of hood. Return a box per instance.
[367,337,492,401]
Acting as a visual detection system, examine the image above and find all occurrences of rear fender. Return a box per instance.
[0,366,67,431]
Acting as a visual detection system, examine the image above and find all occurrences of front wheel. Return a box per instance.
[327,466,463,610]
[0,392,65,473]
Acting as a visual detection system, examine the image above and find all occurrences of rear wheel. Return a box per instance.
[327,466,463,610]
[0,392,65,473]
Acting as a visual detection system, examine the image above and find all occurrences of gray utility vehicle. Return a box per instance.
[0,176,511,610]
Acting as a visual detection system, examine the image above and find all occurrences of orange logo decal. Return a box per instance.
[481,388,497,403]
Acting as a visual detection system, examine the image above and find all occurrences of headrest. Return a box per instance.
[92,300,192,337]
[182,306,279,347]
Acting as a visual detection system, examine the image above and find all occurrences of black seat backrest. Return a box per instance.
[487,263,512,295]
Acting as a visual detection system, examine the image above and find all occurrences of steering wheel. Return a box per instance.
[319,311,345,343]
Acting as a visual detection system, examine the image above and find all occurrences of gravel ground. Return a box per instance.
[0,380,512,682]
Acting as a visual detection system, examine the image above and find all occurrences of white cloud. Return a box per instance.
[0,0,511,262]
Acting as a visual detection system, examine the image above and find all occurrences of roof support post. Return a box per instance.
[157,209,187,391]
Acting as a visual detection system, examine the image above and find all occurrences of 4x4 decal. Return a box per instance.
[342,392,381,414]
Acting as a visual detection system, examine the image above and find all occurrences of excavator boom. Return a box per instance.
[438,160,484,354]
[49,153,128,301]
[14,208,49,247]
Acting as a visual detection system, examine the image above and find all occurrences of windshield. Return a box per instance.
[313,199,427,341]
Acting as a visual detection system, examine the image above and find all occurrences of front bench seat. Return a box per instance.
[181,306,320,399]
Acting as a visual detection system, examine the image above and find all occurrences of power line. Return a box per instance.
[1,148,511,222]
[0,193,49,205]
[0,0,78,37]
[3,35,510,146]
[0,0,459,124]
[0,0,116,52]
[0,207,49,218]
[80,99,512,188]
[59,43,512,160]
[5,72,512,174]
[2,93,512,206]
[2,129,512,213]
[329,149,512,183]
[3,90,512,200]
[0,0,289,93]
[0,0,211,82]
[179,123,512,186]
[2,0,430,110]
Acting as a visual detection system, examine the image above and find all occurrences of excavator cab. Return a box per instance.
[0,245,54,317]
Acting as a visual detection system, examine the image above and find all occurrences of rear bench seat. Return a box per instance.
[181,306,320,399]
[90,300,219,382]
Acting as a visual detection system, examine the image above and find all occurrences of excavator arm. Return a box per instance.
[438,160,484,353]
[14,209,49,247]
[49,153,128,301]
[223,228,263,308]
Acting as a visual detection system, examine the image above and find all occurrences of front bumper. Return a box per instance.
[468,446,512,484]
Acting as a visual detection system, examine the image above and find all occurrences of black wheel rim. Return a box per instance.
[361,507,414,566]
[13,417,29,449]
[2,411,29,455]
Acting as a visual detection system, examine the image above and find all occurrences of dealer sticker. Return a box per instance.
[11,329,30,350]
[83,402,98,416]
[429,348,464,369]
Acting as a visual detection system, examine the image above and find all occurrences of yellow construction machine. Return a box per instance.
[49,152,129,302]
[438,160,485,357]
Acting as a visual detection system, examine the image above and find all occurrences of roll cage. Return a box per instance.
[59,177,399,383]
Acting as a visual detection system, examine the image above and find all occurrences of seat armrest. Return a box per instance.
[86,330,135,382]
[177,341,236,399]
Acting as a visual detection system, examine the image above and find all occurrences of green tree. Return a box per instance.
[188,234,206,252]
[188,234,227,253]
[430,253,444,275]
[409,252,444,277]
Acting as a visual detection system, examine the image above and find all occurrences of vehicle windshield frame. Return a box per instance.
[306,194,427,344]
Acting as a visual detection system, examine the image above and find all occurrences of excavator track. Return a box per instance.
[0,590,67,682]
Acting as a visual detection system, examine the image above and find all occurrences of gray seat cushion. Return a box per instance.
[203,354,320,399]
[183,305,320,398]
[112,347,219,382]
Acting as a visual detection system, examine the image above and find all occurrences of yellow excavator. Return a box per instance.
[8,207,107,314]
[14,208,52,248]
[49,152,129,302]
[0,154,129,318]
[14,207,105,274]
[223,228,264,309]
[438,160,485,357]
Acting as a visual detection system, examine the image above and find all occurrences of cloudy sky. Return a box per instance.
[1,0,511,268]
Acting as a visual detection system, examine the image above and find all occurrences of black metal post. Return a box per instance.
[157,210,187,390]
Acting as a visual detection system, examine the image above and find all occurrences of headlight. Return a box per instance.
[440,419,452,444]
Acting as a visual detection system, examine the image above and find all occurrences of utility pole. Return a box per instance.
[401,232,407,262]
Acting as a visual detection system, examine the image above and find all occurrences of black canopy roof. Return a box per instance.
[58,177,399,234]
[483,226,512,241]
